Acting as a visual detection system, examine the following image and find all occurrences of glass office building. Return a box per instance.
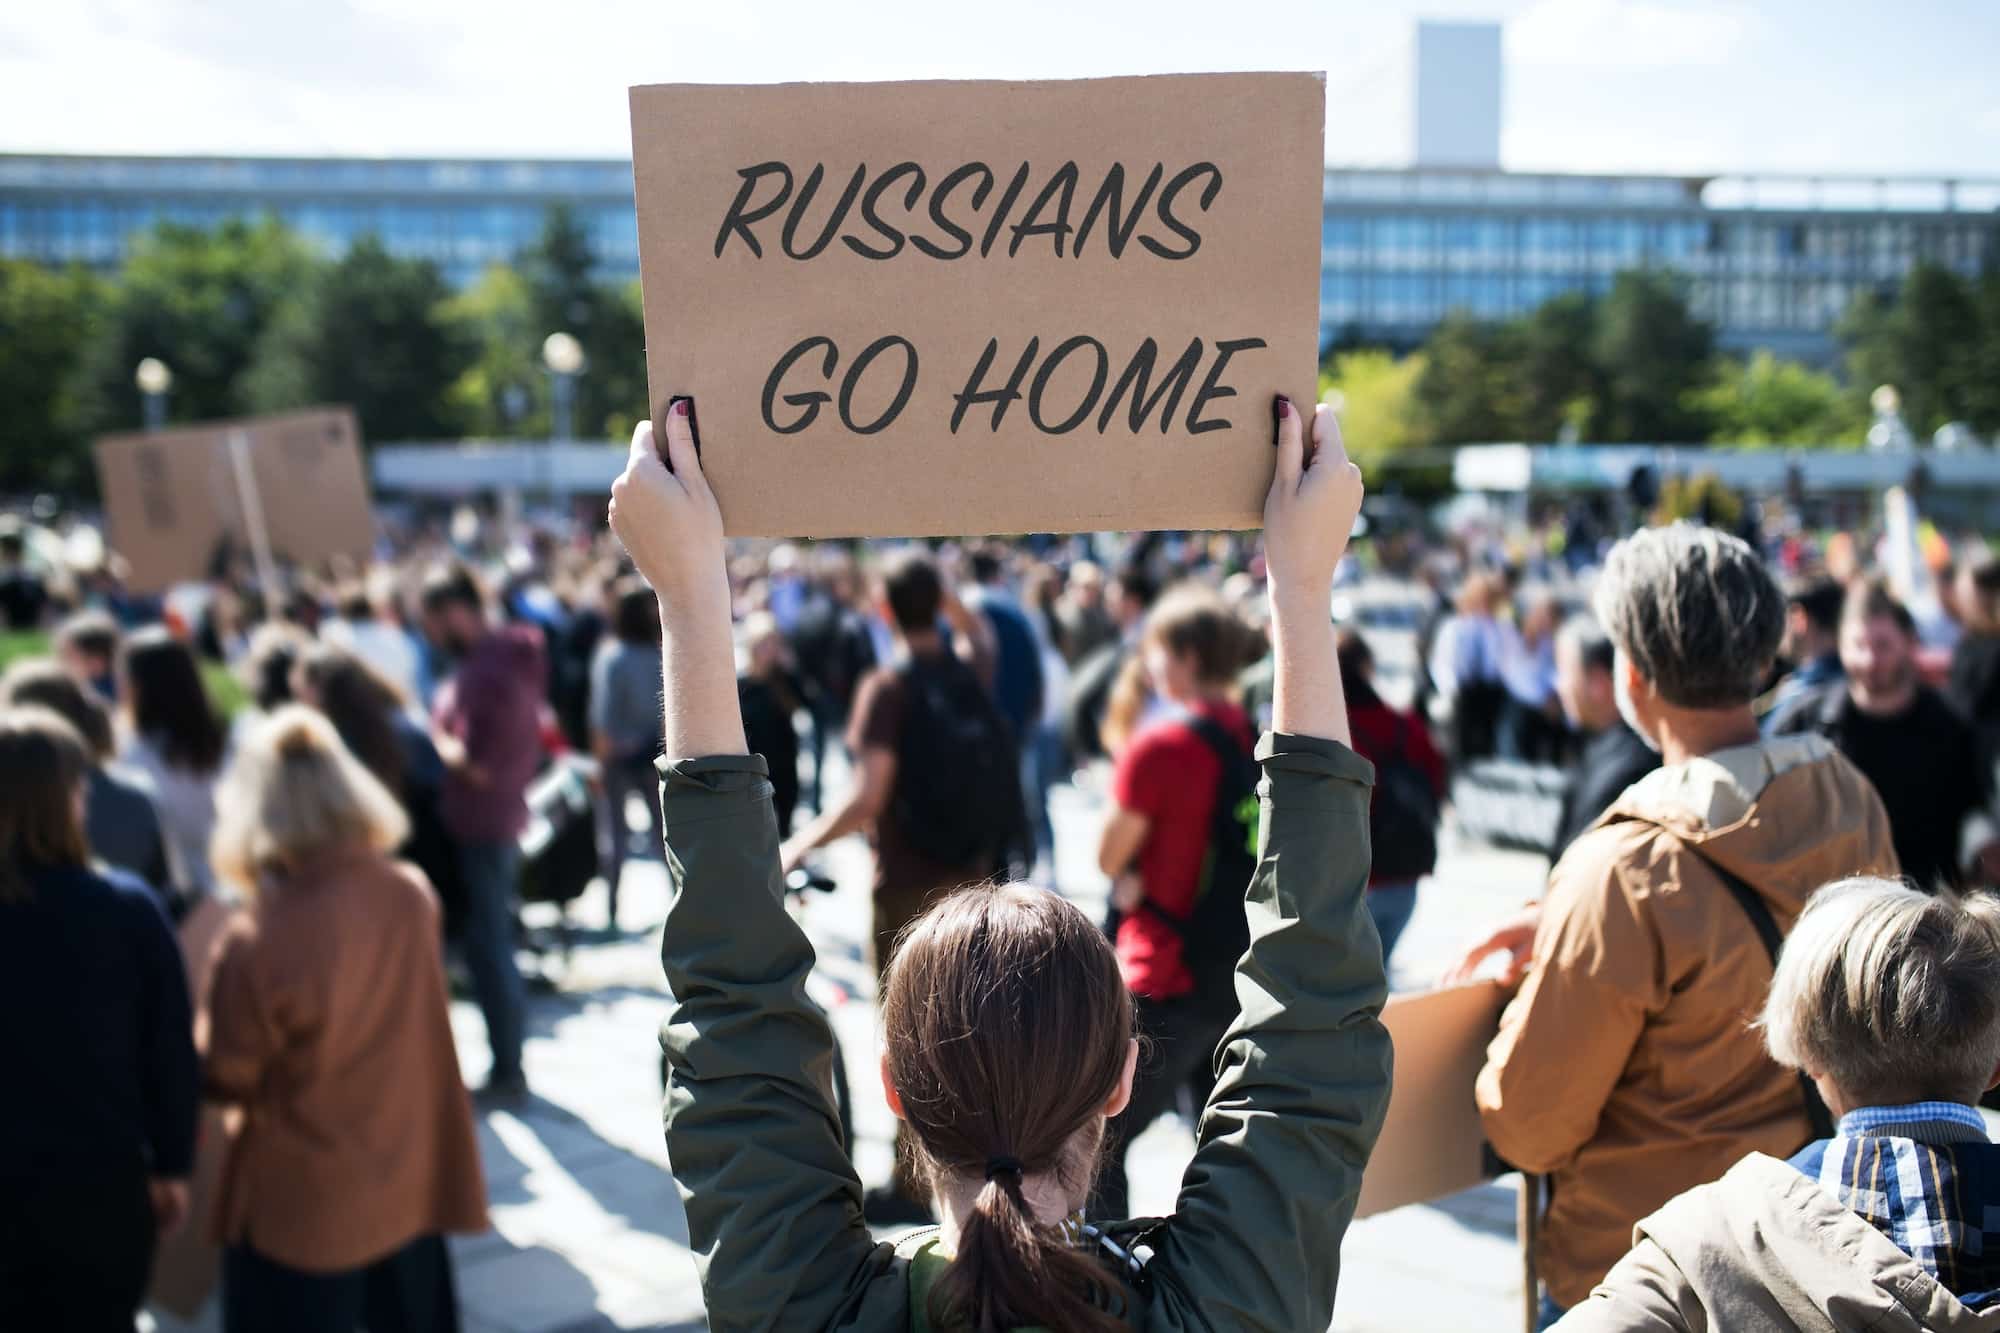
[1319,168,2000,362]
[2,152,1995,362]
[0,154,640,288]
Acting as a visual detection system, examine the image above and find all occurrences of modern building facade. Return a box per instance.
[3,17,1995,365]
[1316,166,2000,362]
[0,154,640,288]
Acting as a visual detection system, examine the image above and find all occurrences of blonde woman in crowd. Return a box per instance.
[205,706,486,1332]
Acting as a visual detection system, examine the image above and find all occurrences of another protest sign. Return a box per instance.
[628,73,1325,537]
[94,407,373,595]
[1355,979,1508,1218]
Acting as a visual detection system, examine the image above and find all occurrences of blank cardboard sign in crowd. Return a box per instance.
[94,408,373,594]
[629,73,1326,538]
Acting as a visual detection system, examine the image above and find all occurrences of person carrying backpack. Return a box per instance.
[614,392,1387,1332]
[780,548,1015,1223]
[1091,583,1263,1222]
[1337,627,1446,963]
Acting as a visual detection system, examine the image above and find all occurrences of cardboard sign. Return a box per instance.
[1355,979,1508,1218]
[628,73,1325,537]
[94,407,373,593]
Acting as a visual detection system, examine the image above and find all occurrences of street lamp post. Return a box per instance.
[135,357,173,432]
[1868,383,1913,452]
[542,332,586,444]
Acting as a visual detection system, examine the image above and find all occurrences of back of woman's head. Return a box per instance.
[882,883,1134,1333]
[0,706,92,902]
[1142,583,1258,687]
[297,645,408,797]
[210,704,408,896]
[0,657,114,762]
[121,627,225,775]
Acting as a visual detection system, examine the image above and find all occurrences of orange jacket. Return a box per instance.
[205,848,487,1271]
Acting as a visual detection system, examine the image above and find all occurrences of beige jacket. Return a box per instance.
[1478,735,1898,1307]
[1557,1153,2000,1331]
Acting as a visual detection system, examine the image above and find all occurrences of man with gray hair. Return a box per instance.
[1453,523,1899,1324]
[1559,877,2000,1330]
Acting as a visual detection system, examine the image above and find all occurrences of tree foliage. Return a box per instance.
[1691,351,1869,447]
[0,259,100,491]
[1322,349,1428,462]
[242,237,470,440]
[444,208,646,441]
[73,217,316,437]
[1840,262,1998,438]
[1589,271,1714,442]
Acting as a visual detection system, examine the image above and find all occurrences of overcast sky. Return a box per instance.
[4,0,1996,176]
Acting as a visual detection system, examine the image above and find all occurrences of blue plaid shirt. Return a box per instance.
[1790,1102,2000,1309]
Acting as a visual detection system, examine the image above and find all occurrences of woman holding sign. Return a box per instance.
[620,394,1388,1331]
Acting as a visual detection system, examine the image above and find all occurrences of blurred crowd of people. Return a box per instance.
[3,484,2000,1329]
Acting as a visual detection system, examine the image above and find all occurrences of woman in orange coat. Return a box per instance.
[205,705,487,1333]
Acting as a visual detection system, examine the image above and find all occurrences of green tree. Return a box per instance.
[1413,314,1523,444]
[1842,263,1991,437]
[73,217,319,436]
[0,259,100,491]
[1690,351,1869,447]
[1516,293,1601,441]
[522,207,645,440]
[1321,349,1428,463]
[446,208,647,441]
[442,265,541,437]
[242,237,469,441]
[1590,270,1714,442]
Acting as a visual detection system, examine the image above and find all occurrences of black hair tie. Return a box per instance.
[985,1156,1025,1183]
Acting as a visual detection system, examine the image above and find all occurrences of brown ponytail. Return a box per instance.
[882,884,1134,1333]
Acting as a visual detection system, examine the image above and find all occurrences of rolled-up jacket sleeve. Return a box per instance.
[656,754,904,1332]
[1144,733,1394,1331]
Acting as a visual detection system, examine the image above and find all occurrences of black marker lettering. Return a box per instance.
[1029,335,1108,433]
[1073,163,1164,258]
[1142,162,1223,260]
[838,335,918,433]
[1008,161,1079,258]
[912,162,993,260]
[714,162,793,258]
[781,164,867,260]
[846,162,925,261]
[762,336,839,433]
[1097,337,1205,433]
[1185,337,1266,434]
[951,337,1039,433]
[979,163,1033,258]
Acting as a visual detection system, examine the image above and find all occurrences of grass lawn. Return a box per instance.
[0,629,248,717]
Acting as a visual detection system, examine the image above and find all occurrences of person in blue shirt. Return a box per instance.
[0,705,198,1332]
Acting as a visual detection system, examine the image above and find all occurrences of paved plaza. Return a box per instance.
[148,764,1548,1333]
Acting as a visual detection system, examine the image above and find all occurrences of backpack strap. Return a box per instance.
[1132,713,1250,937]
[1675,841,1838,1144]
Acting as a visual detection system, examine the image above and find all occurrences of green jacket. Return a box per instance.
[658,733,1392,1332]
